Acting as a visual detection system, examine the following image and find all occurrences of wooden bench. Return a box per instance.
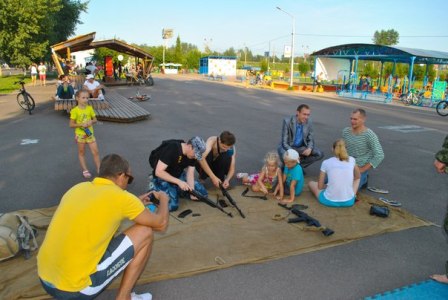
[54,99,110,111]
[94,91,150,123]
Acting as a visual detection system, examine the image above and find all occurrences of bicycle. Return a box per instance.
[436,100,448,116]
[15,81,35,115]
[400,89,424,106]
[127,73,154,87]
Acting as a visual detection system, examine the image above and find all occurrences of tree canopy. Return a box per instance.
[372,29,399,46]
[0,0,87,67]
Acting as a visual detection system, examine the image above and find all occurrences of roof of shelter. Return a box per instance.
[312,43,448,65]
[51,32,153,60]
[200,56,237,60]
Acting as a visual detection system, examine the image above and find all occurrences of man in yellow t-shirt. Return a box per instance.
[37,154,169,300]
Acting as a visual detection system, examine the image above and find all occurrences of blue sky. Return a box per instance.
[74,0,448,56]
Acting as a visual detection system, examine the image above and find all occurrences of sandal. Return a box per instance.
[82,170,92,179]
[368,186,389,194]
[378,197,401,207]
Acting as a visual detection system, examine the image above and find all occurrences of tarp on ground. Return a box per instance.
[0,185,432,299]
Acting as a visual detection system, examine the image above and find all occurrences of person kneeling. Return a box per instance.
[308,139,360,207]
[38,154,169,300]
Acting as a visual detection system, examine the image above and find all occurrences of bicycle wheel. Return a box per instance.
[436,100,448,116]
[412,95,422,106]
[401,94,412,105]
[17,92,35,113]
[145,76,154,86]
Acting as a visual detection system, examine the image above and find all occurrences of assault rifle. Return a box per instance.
[241,187,267,200]
[279,204,334,236]
[219,183,245,218]
[188,189,233,218]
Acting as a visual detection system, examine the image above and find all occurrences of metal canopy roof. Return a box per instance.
[312,43,448,65]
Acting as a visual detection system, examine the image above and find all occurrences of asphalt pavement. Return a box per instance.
[1,74,447,299]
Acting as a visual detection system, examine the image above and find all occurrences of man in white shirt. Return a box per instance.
[83,74,105,100]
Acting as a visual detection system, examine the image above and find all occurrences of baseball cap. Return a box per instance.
[86,74,94,79]
[189,136,206,160]
[284,149,300,163]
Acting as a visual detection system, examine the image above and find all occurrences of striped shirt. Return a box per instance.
[342,127,384,168]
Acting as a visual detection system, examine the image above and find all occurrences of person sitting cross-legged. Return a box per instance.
[308,139,361,208]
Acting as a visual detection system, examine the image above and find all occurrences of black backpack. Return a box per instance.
[148,139,184,169]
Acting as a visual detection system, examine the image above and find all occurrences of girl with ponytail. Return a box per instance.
[308,139,360,207]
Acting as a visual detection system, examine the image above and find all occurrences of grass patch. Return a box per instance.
[0,75,30,94]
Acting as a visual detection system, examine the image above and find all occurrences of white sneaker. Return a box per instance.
[236,172,248,179]
[98,94,105,100]
[131,292,152,300]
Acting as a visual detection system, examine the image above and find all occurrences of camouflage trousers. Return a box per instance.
[148,172,207,212]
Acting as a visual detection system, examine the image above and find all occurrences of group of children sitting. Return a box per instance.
[238,139,360,208]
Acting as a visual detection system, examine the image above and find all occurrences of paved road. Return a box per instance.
[1,76,447,299]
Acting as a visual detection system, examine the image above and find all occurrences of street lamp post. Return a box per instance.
[276,6,295,89]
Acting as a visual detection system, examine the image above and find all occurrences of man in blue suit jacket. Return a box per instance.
[278,104,324,169]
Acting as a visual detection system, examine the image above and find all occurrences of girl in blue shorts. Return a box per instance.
[308,139,360,207]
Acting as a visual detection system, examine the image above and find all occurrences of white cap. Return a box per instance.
[284,149,300,163]
[86,74,94,79]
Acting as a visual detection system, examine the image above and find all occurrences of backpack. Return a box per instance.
[0,213,38,261]
[149,139,184,169]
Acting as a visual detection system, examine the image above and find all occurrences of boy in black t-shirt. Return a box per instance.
[149,136,207,211]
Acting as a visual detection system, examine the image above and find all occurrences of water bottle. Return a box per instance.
[84,127,92,136]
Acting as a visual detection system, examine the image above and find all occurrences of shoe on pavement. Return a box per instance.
[131,292,152,300]
[367,186,389,194]
[378,197,401,207]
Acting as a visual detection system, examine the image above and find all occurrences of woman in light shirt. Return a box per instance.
[308,139,360,207]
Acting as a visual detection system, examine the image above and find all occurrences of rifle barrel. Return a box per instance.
[189,190,233,218]
[220,184,246,218]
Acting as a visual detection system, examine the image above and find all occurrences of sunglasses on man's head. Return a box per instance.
[125,173,134,184]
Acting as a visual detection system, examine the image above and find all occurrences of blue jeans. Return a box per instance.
[149,172,207,212]
[359,171,369,191]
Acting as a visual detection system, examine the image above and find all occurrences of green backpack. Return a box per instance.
[0,213,38,261]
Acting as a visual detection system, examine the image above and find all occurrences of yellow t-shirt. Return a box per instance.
[70,105,96,136]
[37,178,144,291]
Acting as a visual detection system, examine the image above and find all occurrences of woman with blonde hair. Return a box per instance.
[308,139,360,207]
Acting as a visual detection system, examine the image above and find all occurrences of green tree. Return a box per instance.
[184,49,202,70]
[0,0,60,66]
[373,29,399,46]
[174,35,183,63]
[0,0,87,67]
[45,0,88,47]
[298,61,310,76]
[260,60,268,72]
[223,47,237,57]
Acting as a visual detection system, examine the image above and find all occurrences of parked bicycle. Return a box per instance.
[436,100,448,116]
[399,88,424,106]
[15,81,35,115]
[128,73,154,86]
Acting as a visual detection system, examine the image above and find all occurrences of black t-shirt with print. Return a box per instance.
[155,141,195,178]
